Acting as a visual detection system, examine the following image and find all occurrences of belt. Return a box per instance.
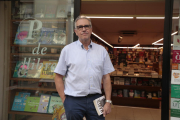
[86,93,99,97]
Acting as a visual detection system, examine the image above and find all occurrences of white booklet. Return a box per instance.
[93,96,105,116]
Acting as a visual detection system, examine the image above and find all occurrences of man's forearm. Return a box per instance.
[54,73,66,102]
[103,74,112,100]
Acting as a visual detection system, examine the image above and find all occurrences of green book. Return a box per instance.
[48,96,63,114]
[24,97,40,112]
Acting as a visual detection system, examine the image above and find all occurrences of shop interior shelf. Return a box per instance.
[110,75,159,78]
[112,85,161,91]
[11,44,66,48]
[8,111,52,117]
[11,53,60,57]
[11,19,66,22]
[11,78,55,82]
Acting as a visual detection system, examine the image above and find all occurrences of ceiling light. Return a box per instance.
[92,32,113,48]
[114,47,159,49]
[136,17,165,19]
[133,43,140,48]
[88,16,134,19]
[171,31,178,35]
[153,43,173,46]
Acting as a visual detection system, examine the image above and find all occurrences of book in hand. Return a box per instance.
[93,96,105,116]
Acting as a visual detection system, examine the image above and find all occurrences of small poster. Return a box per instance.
[172,64,179,70]
[171,98,180,118]
[173,35,180,50]
[171,85,180,98]
[171,70,180,84]
[173,50,180,63]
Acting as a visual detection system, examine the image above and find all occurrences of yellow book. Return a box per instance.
[40,61,57,79]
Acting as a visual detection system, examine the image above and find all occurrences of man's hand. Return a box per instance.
[103,102,111,117]
[62,96,66,103]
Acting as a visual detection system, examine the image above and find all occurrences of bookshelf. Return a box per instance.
[8,0,78,120]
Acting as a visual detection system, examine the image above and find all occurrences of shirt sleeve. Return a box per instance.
[54,47,67,76]
[103,50,115,75]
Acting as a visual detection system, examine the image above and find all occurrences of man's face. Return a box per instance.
[74,19,92,42]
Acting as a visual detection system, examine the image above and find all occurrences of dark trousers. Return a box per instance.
[63,94,105,120]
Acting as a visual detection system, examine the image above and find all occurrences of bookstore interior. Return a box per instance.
[0,0,179,120]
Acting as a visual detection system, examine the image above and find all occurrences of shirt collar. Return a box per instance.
[77,40,93,49]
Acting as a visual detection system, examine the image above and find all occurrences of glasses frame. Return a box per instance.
[76,25,92,31]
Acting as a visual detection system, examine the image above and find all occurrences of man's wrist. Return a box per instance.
[106,100,112,104]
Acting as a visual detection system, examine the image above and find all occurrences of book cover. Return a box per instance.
[45,5,57,18]
[11,92,31,111]
[39,27,55,45]
[131,78,137,85]
[112,90,117,96]
[172,64,178,70]
[173,35,180,50]
[52,105,67,120]
[48,96,63,114]
[24,3,34,18]
[26,63,43,78]
[137,78,142,86]
[129,90,134,98]
[171,70,180,84]
[56,4,68,18]
[40,61,57,79]
[14,23,29,45]
[158,91,162,99]
[24,97,40,112]
[123,89,129,97]
[52,28,66,45]
[93,96,105,116]
[119,78,124,85]
[35,4,46,18]
[134,90,140,98]
[124,78,131,85]
[140,91,146,99]
[149,79,155,87]
[114,77,120,85]
[13,61,28,78]
[173,50,180,63]
[117,90,123,97]
[142,79,149,86]
[37,95,50,113]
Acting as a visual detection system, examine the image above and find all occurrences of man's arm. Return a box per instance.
[54,73,66,103]
[102,73,112,117]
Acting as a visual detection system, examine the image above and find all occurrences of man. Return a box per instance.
[54,16,114,120]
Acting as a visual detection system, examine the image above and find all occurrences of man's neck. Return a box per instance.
[79,39,91,50]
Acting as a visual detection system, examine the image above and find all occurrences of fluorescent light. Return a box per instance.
[92,32,113,48]
[171,31,178,36]
[173,17,179,19]
[152,38,164,45]
[154,43,173,46]
[133,43,140,48]
[136,17,165,19]
[114,47,159,49]
[88,16,134,19]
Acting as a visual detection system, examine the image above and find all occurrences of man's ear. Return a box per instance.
[74,29,78,36]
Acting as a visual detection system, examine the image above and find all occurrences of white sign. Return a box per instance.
[173,35,180,50]
[171,70,180,84]
[171,117,180,120]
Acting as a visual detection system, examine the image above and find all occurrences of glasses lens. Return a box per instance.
[77,25,91,30]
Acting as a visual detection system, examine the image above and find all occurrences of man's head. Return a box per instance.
[74,16,92,42]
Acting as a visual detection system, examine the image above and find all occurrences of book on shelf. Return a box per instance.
[149,79,155,87]
[56,4,68,18]
[37,95,50,113]
[93,95,105,116]
[14,22,30,45]
[142,79,149,86]
[24,97,40,112]
[40,61,57,79]
[117,90,123,97]
[35,4,46,18]
[52,28,66,45]
[24,3,34,18]
[13,61,28,78]
[45,5,57,18]
[137,78,142,86]
[158,91,162,99]
[117,70,123,76]
[123,89,129,97]
[140,91,146,99]
[134,90,140,98]
[26,63,43,78]
[129,90,134,98]
[39,27,55,45]
[11,92,31,111]
[124,78,131,85]
[131,78,137,85]
[112,90,117,96]
[114,77,120,85]
[119,78,124,85]
[48,96,63,114]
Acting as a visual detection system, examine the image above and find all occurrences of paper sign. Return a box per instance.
[171,85,180,98]
[172,64,179,70]
[173,35,180,50]
[171,98,180,118]
[171,117,180,120]
[173,50,180,63]
[171,70,180,84]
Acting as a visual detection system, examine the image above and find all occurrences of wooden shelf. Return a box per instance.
[11,19,66,22]
[111,75,160,78]
[10,78,55,82]
[11,44,65,48]
[112,96,161,108]
[9,85,57,91]
[11,53,60,57]
[112,85,161,91]
[8,111,52,117]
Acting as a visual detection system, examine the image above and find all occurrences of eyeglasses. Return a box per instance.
[76,25,91,31]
